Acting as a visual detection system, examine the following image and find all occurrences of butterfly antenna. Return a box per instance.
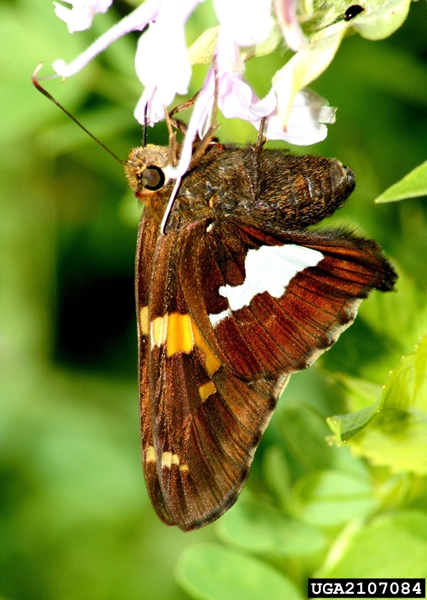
[32,63,126,166]
[142,103,148,148]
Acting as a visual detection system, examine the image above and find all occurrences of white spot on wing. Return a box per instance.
[218,244,323,311]
[209,308,232,327]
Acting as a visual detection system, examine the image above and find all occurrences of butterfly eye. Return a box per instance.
[142,165,166,191]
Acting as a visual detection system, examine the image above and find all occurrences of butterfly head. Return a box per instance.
[125,143,175,196]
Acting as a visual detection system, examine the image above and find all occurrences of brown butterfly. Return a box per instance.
[32,69,396,531]
[124,125,396,531]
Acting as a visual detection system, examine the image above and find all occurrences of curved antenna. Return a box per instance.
[32,63,126,166]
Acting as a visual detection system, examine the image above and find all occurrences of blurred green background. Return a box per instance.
[1,1,427,599]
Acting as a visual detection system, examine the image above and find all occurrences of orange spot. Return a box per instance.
[198,380,216,401]
[191,317,221,375]
[166,313,194,357]
[149,312,221,376]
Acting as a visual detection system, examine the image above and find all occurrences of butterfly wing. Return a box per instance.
[135,211,176,525]
[136,211,288,530]
[179,219,396,380]
[137,210,396,531]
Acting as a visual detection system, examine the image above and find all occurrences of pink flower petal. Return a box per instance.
[275,0,308,51]
[133,0,203,125]
[214,0,273,46]
[53,0,160,76]
[54,0,112,33]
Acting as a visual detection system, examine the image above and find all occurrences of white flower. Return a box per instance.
[275,0,307,51]
[53,0,161,77]
[54,0,112,33]
[51,0,336,183]
[271,89,336,144]
[134,0,203,126]
[213,0,273,46]
[171,4,331,178]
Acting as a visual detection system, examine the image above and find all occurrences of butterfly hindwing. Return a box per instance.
[179,219,395,381]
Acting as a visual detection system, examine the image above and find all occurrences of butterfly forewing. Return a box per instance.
[138,216,288,530]
[135,212,175,525]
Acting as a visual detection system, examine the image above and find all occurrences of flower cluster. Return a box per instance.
[53,1,405,177]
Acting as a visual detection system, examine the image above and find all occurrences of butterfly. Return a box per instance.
[30,63,396,532]
[124,126,397,531]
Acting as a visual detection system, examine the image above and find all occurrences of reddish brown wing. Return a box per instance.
[135,212,175,526]
[137,211,396,531]
[136,211,289,531]
[179,220,396,379]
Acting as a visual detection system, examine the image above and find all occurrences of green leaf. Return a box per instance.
[187,26,219,65]
[272,0,412,126]
[383,333,427,411]
[326,373,383,444]
[358,269,427,354]
[327,398,382,444]
[278,399,338,471]
[330,373,383,413]
[272,25,345,125]
[375,160,427,203]
[294,470,375,526]
[175,543,303,600]
[262,446,294,513]
[319,511,427,578]
[353,0,412,41]
[188,24,281,66]
[350,334,427,474]
[216,496,327,557]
